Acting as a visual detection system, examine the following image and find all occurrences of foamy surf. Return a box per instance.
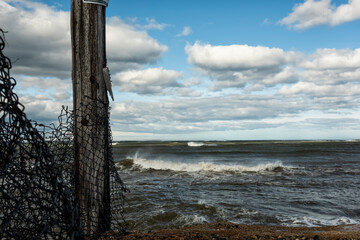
[116,156,291,173]
[187,142,217,147]
[114,141,360,231]
[291,216,360,227]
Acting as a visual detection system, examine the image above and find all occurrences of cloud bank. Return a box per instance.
[111,94,360,139]
[0,0,71,78]
[0,0,171,124]
[0,0,168,78]
[2,0,360,140]
[185,42,360,114]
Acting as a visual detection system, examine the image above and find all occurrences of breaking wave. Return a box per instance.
[187,142,217,147]
[116,156,292,174]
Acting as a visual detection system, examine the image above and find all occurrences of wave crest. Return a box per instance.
[116,156,290,174]
[187,142,205,147]
[187,142,217,147]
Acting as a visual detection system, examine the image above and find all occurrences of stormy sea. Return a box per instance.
[112,140,360,231]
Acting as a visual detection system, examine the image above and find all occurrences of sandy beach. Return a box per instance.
[100,222,360,239]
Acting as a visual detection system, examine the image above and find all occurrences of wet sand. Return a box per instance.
[100,222,360,239]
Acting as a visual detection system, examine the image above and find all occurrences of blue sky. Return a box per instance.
[1,0,360,140]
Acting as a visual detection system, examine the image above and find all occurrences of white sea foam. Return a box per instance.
[190,215,208,224]
[345,139,360,142]
[131,157,288,173]
[187,141,217,147]
[178,214,208,224]
[187,142,205,147]
[291,216,360,227]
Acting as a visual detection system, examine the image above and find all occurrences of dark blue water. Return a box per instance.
[113,140,360,230]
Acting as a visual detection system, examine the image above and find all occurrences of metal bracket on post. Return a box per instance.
[83,0,109,7]
[103,67,114,101]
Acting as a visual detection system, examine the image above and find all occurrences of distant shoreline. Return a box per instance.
[111,139,360,146]
[112,139,360,143]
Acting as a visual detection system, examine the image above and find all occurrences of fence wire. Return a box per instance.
[0,29,126,239]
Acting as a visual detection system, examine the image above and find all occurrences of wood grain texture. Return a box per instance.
[71,0,111,238]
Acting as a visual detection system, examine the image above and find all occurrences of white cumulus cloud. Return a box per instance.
[0,0,168,78]
[0,0,71,78]
[280,0,360,30]
[113,68,183,95]
[185,42,300,90]
[0,0,171,125]
[106,17,168,72]
[18,94,72,123]
[301,48,360,70]
[300,48,360,85]
[278,48,360,109]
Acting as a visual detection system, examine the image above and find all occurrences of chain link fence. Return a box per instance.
[0,29,126,239]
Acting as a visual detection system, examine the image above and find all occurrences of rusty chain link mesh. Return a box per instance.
[0,30,126,239]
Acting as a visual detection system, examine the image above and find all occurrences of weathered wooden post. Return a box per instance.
[71,0,112,238]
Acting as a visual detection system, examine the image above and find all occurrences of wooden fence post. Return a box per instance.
[71,0,111,237]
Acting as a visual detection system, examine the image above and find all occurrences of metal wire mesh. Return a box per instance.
[0,29,126,239]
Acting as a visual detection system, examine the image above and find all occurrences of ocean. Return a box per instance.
[112,140,360,231]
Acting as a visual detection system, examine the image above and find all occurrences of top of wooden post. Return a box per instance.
[83,0,109,7]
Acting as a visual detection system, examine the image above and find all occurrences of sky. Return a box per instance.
[1,0,360,141]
